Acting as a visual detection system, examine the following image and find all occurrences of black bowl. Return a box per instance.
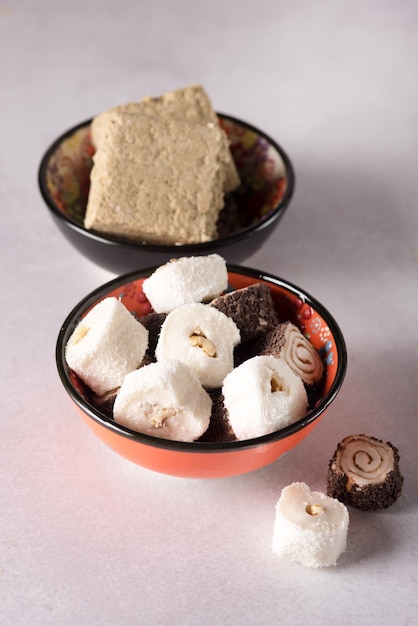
[39,114,295,274]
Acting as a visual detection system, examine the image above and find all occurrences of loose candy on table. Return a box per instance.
[272,482,349,568]
[327,434,403,510]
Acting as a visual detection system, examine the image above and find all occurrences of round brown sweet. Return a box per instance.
[256,321,324,386]
[327,434,403,511]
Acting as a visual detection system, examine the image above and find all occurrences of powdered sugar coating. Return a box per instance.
[142,254,228,313]
[65,297,148,396]
[222,356,308,440]
[272,482,349,568]
[113,360,211,442]
[155,302,240,388]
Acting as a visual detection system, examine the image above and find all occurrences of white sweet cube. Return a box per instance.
[113,360,211,441]
[272,482,349,568]
[65,297,148,396]
[142,254,228,313]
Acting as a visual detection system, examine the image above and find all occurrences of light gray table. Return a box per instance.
[1,1,417,624]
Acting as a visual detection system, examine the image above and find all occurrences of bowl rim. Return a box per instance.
[38,113,295,252]
[56,264,347,453]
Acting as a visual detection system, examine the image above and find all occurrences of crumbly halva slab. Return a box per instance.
[91,84,219,143]
[91,84,240,193]
[85,111,228,244]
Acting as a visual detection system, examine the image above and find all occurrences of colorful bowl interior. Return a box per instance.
[56,266,346,479]
[41,115,293,243]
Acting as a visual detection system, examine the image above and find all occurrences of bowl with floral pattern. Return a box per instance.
[56,264,347,479]
[38,114,294,274]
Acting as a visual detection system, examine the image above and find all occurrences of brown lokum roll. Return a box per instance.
[257,321,323,386]
[327,434,403,510]
[210,283,279,343]
[140,312,167,358]
[197,389,237,443]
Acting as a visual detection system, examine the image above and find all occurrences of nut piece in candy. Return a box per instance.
[113,360,211,442]
[189,331,217,357]
[305,503,325,516]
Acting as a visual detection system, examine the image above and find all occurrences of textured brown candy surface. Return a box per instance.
[197,389,237,443]
[256,321,324,386]
[327,434,403,511]
[140,312,167,358]
[210,283,279,343]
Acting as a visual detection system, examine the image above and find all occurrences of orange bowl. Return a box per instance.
[56,265,347,478]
